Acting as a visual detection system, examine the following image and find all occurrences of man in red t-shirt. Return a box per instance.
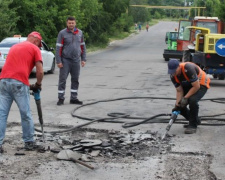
[0,31,43,153]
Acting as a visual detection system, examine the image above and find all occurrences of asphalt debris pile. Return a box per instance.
[35,128,175,162]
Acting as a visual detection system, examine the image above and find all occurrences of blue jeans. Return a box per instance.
[0,79,34,145]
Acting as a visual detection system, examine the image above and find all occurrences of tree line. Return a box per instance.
[0,0,225,48]
[0,0,132,48]
[130,0,225,24]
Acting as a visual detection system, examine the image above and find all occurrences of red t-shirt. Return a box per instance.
[0,41,42,86]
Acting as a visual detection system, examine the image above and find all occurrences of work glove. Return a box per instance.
[179,97,188,108]
[172,105,181,112]
[30,82,42,92]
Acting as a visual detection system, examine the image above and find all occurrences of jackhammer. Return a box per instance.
[161,110,180,140]
[31,89,45,142]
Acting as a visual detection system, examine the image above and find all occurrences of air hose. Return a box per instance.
[34,96,225,134]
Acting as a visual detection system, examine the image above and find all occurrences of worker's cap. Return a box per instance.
[28,31,42,47]
[168,59,180,74]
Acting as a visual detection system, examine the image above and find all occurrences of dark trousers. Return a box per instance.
[180,85,207,127]
[58,58,80,100]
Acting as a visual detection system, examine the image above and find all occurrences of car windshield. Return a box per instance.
[0,38,27,48]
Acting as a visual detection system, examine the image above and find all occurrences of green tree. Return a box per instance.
[85,8,111,44]
[79,0,101,41]
[154,11,161,19]
[7,0,134,47]
[100,0,129,21]
[85,0,131,44]
[216,0,225,28]
[0,0,18,40]
[190,0,220,17]
[129,0,150,23]
[10,0,58,46]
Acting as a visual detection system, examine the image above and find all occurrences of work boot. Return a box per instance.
[70,99,83,105]
[184,126,197,134]
[24,142,37,150]
[24,142,43,151]
[57,99,64,106]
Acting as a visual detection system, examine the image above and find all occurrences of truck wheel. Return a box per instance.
[183,50,191,62]
[218,74,225,80]
[213,74,218,79]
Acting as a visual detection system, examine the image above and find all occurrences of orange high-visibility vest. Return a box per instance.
[174,63,210,89]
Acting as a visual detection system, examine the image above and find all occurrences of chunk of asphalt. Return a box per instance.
[15,151,25,156]
[139,134,154,140]
[80,139,102,147]
[109,134,126,139]
[57,150,81,160]
[81,154,93,162]
[101,141,111,147]
[90,150,101,157]
[62,145,81,150]
[73,147,83,151]
[92,146,103,150]
[50,148,61,153]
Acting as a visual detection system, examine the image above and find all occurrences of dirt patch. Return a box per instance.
[163,152,217,180]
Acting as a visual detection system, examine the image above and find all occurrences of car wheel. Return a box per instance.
[48,58,55,74]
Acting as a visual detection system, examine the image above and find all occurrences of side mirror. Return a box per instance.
[49,47,54,51]
[165,36,168,44]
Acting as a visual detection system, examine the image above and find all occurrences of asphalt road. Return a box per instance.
[5,21,225,180]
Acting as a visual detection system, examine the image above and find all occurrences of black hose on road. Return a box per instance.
[34,96,225,134]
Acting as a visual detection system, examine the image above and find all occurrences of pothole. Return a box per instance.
[2,124,174,163]
[36,127,173,163]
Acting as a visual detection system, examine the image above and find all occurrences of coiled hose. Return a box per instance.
[34,96,225,134]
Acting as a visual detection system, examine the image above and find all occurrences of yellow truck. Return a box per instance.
[186,26,225,79]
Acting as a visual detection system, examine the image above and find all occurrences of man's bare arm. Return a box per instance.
[35,61,44,85]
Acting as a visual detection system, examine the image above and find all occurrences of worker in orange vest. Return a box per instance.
[168,59,210,134]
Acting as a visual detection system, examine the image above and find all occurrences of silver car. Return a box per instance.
[0,37,55,74]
